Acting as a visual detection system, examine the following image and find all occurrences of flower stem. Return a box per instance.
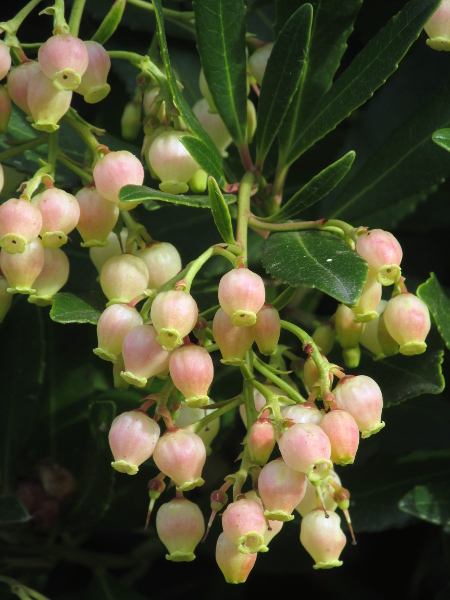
[252,354,306,403]
[236,171,255,266]
[189,395,242,435]
[56,152,92,184]
[182,245,239,292]
[68,0,87,37]
[0,136,48,163]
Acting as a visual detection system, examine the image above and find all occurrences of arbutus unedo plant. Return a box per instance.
[1,1,450,598]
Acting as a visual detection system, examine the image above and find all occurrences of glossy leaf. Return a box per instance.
[283,0,442,166]
[262,231,368,304]
[432,128,450,152]
[50,291,105,325]
[208,176,236,244]
[193,0,248,146]
[417,273,450,351]
[152,0,226,187]
[119,184,236,208]
[91,0,126,44]
[180,135,226,187]
[256,4,312,166]
[399,482,450,526]
[264,151,355,223]
[0,496,30,524]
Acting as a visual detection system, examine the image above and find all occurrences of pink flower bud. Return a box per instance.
[28,247,69,306]
[192,98,232,155]
[383,292,431,355]
[89,230,126,274]
[135,241,182,289]
[312,322,335,356]
[280,402,324,426]
[31,188,80,248]
[218,267,265,327]
[0,40,12,81]
[0,198,42,254]
[0,275,12,322]
[424,0,450,50]
[212,307,254,365]
[28,71,72,132]
[300,509,346,569]
[143,86,164,118]
[0,237,44,294]
[278,422,332,481]
[0,85,11,134]
[360,303,399,360]
[355,229,402,285]
[156,497,205,562]
[253,305,280,355]
[153,428,206,491]
[7,61,41,115]
[216,532,257,583]
[169,344,214,407]
[303,355,333,394]
[109,409,160,474]
[38,33,89,91]
[75,41,111,103]
[221,497,268,554]
[249,43,274,86]
[258,458,307,521]
[75,186,119,247]
[100,254,149,305]
[351,273,382,323]
[335,303,365,368]
[94,304,143,363]
[295,471,340,517]
[319,409,359,466]
[334,375,384,438]
[120,323,170,387]
[121,100,142,141]
[93,150,144,204]
[247,418,276,465]
[150,290,198,351]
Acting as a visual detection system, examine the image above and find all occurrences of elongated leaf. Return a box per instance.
[208,177,235,244]
[433,128,450,152]
[180,135,226,186]
[50,291,105,325]
[284,0,441,166]
[278,0,362,162]
[262,231,368,304]
[325,81,450,227]
[256,5,312,166]
[0,496,30,524]
[417,273,450,351]
[152,0,226,187]
[119,184,236,208]
[90,0,126,44]
[264,151,355,223]
[193,0,248,146]
[399,482,450,526]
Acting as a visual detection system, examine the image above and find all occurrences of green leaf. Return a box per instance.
[283,0,441,166]
[152,0,226,187]
[119,184,236,209]
[0,496,30,524]
[255,4,312,166]
[264,151,355,223]
[417,273,450,351]
[91,0,126,44]
[399,482,450,526]
[261,231,368,304]
[179,135,226,186]
[193,0,248,146]
[432,128,450,152]
[50,291,105,325]
[208,177,236,244]
[278,0,363,162]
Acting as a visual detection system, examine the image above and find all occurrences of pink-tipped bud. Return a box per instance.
[424,0,450,50]
[312,322,335,356]
[351,273,382,323]
[7,61,41,115]
[280,402,324,425]
[153,428,206,491]
[248,43,274,85]
[28,71,72,132]
[319,409,359,466]
[216,532,257,583]
[278,422,332,482]
[355,229,402,285]
[303,355,333,394]
[360,302,399,360]
[93,150,144,204]
[0,40,12,81]
[100,254,149,305]
[0,237,44,294]
[212,307,254,366]
[218,267,265,327]
[109,409,160,475]
[0,276,12,322]
[120,323,170,387]
[75,41,111,103]
[31,188,80,248]
[150,290,198,351]
[28,247,69,306]
[253,305,280,355]
[192,98,232,155]
[0,85,11,134]
[94,304,143,363]
[75,187,119,247]
[0,198,42,254]
[156,497,205,562]
[335,303,365,368]
[38,33,89,91]
[169,344,214,407]
[89,230,126,274]
[300,509,346,569]
[221,497,268,554]
[295,471,340,517]
[383,292,431,355]
[135,241,182,289]
[247,417,276,465]
[258,458,307,522]
[334,375,384,438]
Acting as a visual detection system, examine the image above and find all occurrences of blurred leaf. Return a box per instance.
[0,496,30,524]
[91,0,126,44]
[262,231,368,304]
[119,184,236,208]
[50,291,105,325]
[265,151,355,223]
[208,177,236,244]
[87,572,148,600]
[283,0,441,165]
[432,128,450,152]
[418,274,450,351]
[399,482,450,526]
[256,4,312,165]
[193,0,248,145]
